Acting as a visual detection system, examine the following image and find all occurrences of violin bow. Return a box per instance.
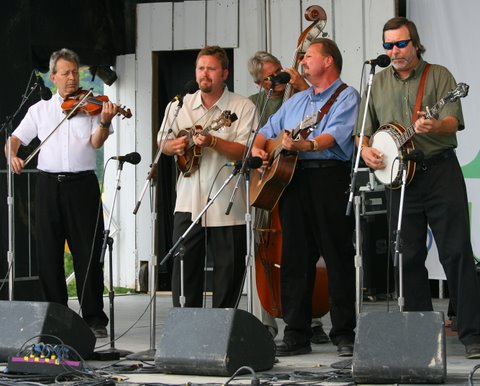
[23,89,93,167]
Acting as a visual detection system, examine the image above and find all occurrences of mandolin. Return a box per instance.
[176,110,238,177]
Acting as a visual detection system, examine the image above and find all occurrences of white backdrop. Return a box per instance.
[408,0,480,279]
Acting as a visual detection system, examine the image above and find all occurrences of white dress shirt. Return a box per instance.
[159,86,257,227]
[13,93,113,173]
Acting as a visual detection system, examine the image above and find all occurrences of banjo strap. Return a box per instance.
[412,63,431,123]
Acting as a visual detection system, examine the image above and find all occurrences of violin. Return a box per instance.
[61,89,132,119]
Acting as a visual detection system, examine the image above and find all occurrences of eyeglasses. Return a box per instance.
[382,39,412,50]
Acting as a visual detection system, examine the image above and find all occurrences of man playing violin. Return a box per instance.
[158,46,257,308]
[5,48,118,338]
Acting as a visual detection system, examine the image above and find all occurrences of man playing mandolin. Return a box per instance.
[252,38,359,357]
[158,46,257,308]
[355,17,480,359]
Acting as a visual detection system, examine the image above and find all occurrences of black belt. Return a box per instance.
[39,170,95,182]
[296,159,351,169]
[421,148,455,169]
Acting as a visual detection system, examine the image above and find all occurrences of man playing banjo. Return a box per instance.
[355,16,480,360]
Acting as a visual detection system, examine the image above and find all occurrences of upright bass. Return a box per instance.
[253,5,329,318]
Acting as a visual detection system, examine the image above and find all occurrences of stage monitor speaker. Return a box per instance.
[352,311,446,384]
[155,307,275,376]
[0,301,96,361]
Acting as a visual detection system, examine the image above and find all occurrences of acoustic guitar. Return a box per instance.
[176,110,238,177]
[250,113,320,211]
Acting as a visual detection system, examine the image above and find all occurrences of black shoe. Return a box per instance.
[276,341,312,356]
[466,343,480,359]
[311,325,329,344]
[91,325,108,339]
[337,340,354,357]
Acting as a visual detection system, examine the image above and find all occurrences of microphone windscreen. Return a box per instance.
[127,152,142,165]
[41,87,52,100]
[248,156,263,169]
[376,54,391,68]
[183,80,199,95]
[273,72,291,84]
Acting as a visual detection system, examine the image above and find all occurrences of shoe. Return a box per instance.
[91,325,108,339]
[466,343,480,359]
[275,341,312,356]
[337,340,354,357]
[311,325,329,344]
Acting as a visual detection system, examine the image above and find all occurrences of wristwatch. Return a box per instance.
[99,121,111,130]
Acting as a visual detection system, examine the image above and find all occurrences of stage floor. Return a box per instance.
[2,293,479,385]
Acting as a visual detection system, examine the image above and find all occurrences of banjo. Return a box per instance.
[370,82,469,188]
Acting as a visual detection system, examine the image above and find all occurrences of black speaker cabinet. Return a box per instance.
[0,276,45,301]
[0,301,96,361]
[352,311,446,384]
[155,307,275,376]
[361,213,394,296]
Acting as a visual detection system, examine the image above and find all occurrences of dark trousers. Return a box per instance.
[171,212,246,308]
[35,172,108,327]
[387,152,480,346]
[279,165,356,346]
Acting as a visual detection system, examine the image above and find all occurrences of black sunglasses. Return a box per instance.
[383,39,412,50]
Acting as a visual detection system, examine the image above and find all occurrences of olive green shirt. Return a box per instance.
[355,58,464,158]
[249,91,283,128]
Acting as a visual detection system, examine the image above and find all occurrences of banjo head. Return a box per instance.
[370,124,406,188]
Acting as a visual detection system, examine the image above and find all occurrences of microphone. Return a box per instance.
[401,149,425,163]
[35,76,52,100]
[364,54,391,68]
[264,72,291,85]
[225,156,263,169]
[172,79,199,107]
[110,152,142,165]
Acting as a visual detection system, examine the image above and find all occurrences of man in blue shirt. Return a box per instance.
[252,38,359,357]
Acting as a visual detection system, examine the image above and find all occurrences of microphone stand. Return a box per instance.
[0,70,43,300]
[346,63,378,316]
[393,159,408,312]
[225,87,275,313]
[133,101,181,215]
[160,166,241,270]
[93,160,132,360]
[127,102,180,361]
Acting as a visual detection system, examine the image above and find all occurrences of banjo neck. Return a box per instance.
[397,95,447,147]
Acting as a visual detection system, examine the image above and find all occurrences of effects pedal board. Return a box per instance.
[7,356,83,375]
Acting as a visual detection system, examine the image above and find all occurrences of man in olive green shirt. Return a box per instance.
[355,17,480,360]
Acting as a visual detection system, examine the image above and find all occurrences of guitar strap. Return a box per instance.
[301,82,348,139]
[412,63,431,123]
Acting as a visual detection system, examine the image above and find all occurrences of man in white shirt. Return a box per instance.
[159,46,257,308]
[6,48,118,338]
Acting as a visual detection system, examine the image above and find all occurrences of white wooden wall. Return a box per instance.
[104,0,395,289]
